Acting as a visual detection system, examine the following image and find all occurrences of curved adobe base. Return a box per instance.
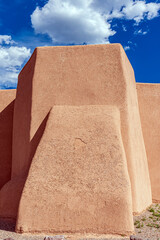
[16,106,134,235]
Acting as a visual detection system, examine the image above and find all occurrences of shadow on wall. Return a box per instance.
[0,218,16,232]
[0,108,50,227]
[0,50,50,222]
[29,112,50,169]
[0,100,15,190]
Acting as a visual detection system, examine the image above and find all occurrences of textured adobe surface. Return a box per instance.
[0,90,16,190]
[137,83,160,202]
[0,44,154,235]
[16,106,134,235]
[12,44,151,215]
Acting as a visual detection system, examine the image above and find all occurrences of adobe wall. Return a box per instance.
[0,90,16,190]
[12,44,151,215]
[16,106,134,235]
[137,83,160,202]
[0,44,152,234]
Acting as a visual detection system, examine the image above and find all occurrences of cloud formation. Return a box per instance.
[0,35,31,89]
[122,1,160,23]
[0,35,15,45]
[31,0,160,45]
[31,0,115,44]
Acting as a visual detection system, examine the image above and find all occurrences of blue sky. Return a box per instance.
[0,0,160,89]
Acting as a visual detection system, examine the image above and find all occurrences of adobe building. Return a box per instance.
[0,44,159,236]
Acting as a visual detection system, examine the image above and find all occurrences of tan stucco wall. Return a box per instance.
[16,106,134,235]
[0,90,16,190]
[0,44,153,235]
[137,83,160,202]
[12,44,151,216]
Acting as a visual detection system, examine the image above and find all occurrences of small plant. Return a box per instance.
[148,207,155,213]
[136,223,141,228]
[134,220,140,225]
[147,223,153,227]
[153,212,160,217]
[135,222,144,228]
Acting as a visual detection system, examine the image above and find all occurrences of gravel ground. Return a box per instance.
[1,204,160,240]
[133,203,160,240]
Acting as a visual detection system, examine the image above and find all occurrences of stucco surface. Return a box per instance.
[0,44,153,235]
[16,106,134,235]
[119,53,152,213]
[12,44,151,214]
[0,90,16,190]
[137,83,160,202]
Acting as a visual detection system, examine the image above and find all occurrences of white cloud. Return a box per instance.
[91,0,131,14]
[0,46,31,68]
[31,0,160,45]
[123,1,147,22]
[146,2,160,20]
[0,35,31,89]
[122,1,160,23]
[134,29,148,35]
[31,0,115,44]
[142,31,147,35]
[124,46,130,51]
[122,25,127,32]
[0,35,15,45]
[124,40,137,51]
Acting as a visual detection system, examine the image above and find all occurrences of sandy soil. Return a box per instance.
[1,204,160,240]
